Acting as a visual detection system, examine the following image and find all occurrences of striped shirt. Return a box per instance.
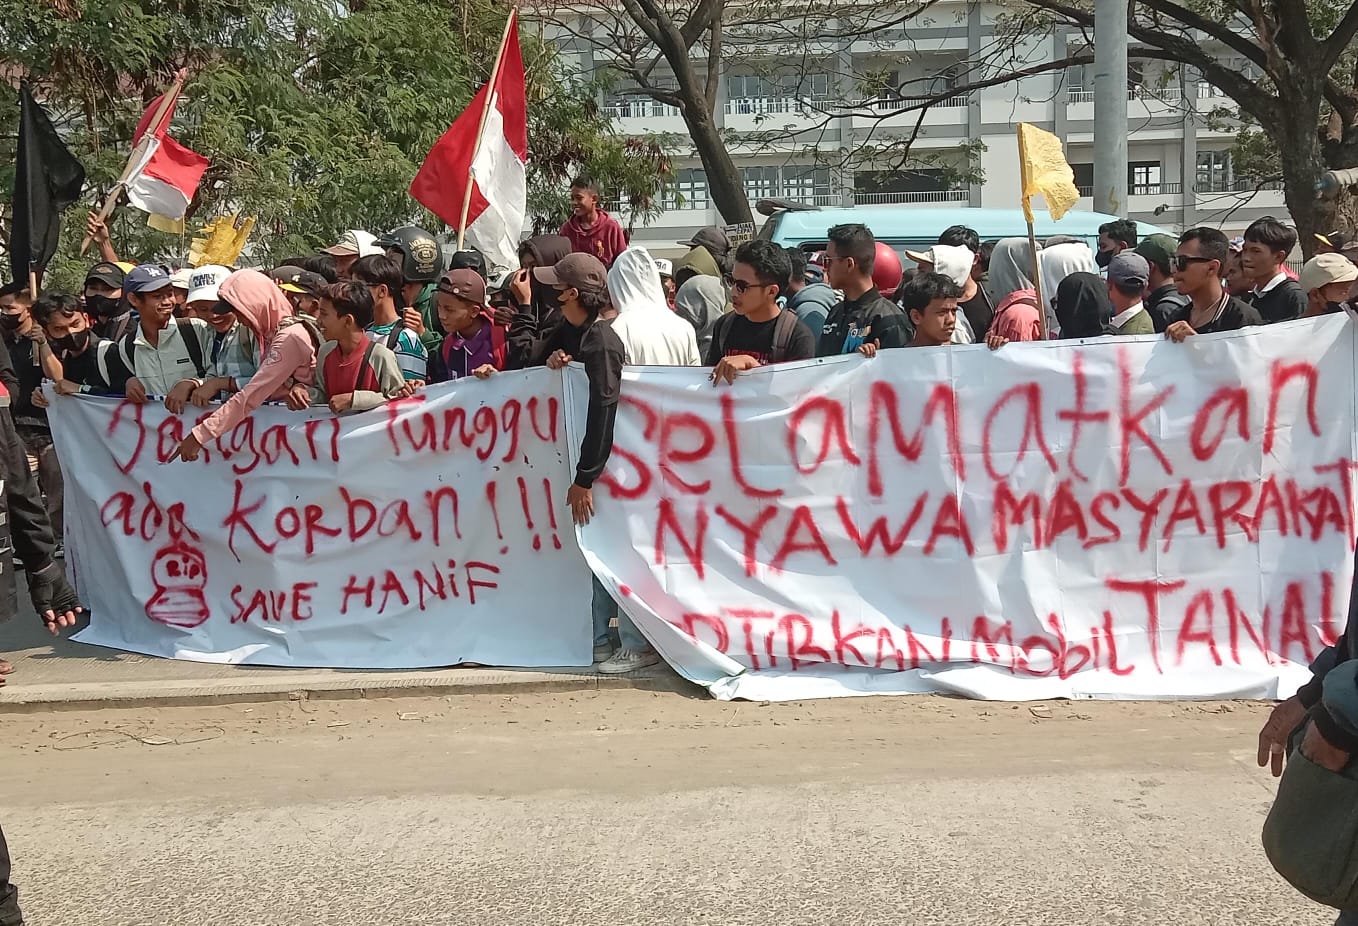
[365,321,428,382]
[209,322,260,393]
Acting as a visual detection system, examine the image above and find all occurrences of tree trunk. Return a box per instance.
[682,105,752,225]
[1271,80,1329,260]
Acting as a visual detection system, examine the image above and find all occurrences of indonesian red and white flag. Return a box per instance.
[124,86,210,221]
[409,11,527,270]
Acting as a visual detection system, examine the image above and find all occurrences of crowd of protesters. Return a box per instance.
[2,173,1358,924]
[0,175,1352,683]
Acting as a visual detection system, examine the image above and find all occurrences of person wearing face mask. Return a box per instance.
[83,260,137,343]
[0,285,62,553]
[1096,219,1137,270]
[29,293,124,397]
[1299,253,1358,317]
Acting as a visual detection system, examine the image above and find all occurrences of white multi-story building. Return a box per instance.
[551,3,1288,255]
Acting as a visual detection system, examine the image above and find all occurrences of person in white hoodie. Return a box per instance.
[588,246,701,677]
[606,246,702,366]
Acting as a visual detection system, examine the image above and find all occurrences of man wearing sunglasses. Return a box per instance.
[1164,227,1263,342]
[705,240,815,384]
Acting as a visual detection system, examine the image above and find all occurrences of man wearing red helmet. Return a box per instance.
[817,223,909,357]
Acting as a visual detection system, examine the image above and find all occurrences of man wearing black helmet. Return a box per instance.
[379,227,445,352]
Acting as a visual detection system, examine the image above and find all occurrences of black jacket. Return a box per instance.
[543,318,625,489]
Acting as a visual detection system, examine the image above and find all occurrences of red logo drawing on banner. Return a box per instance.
[145,540,210,627]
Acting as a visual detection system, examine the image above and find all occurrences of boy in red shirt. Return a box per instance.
[311,282,408,414]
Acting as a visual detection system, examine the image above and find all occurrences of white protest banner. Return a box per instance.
[567,316,1358,701]
[50,368,591,668]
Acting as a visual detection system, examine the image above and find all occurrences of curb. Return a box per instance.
[0,665,697,713]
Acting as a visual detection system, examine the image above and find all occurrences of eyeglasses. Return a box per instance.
[723,275,767,294]
[1173,255,1215,271]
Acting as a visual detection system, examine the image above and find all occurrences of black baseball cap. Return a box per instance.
[272,265,326,297]
[679,226,731,257]
[85,261,128,289]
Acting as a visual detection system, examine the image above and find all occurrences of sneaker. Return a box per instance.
[597,648,661,675]
[593,643,615,664]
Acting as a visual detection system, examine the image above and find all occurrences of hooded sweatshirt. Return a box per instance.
[1054,272,1115,339]
[673,276,728,357]
[607,247,701,366]
[190,269,317,445]
[785,282,837,349]
[509,235,573,369]
[1038,242,1097,338]
[987,238,1044,342]
[560,209,627,267]
[673,246,722,290]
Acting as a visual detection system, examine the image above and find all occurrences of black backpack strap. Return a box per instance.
[711,312,736,358]
[385,318,406,352]
[770,309,799,363]
[177,320,208,378]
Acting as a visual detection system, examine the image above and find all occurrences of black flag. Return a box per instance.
[10,83,86,288]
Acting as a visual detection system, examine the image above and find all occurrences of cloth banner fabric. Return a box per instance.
[50,370,590,668]
[49,318,1358,700]
[565,316,1357,701]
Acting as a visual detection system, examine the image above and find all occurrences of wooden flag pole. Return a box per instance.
[28,271,39,302]
[79,69,187,256]
[1027,218,1047,340]
[455,10,517,251]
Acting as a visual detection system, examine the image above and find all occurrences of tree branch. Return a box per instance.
[680,0,724,49]
[1322,1,1358,69]
[1133,0,1268,70]
[704,16,722,111]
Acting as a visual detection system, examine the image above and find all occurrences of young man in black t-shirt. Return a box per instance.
[1240,217,1307,324]
[705,240,815,383]
[1166,227,1264,341]
[818,223,910,357]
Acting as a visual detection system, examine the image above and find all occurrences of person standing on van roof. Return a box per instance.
[817,224,909,357]
[1097,219,1138,269]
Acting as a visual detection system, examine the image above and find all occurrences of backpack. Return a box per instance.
[712,309,801,363]
[483,314,508,370]
[279,314,322,352]
[110,320,208,386]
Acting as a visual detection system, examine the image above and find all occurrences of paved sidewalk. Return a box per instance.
[0,607,690,711]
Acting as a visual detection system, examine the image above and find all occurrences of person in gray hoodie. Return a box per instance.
[783,248,836,349]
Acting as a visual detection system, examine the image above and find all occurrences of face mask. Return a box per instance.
[85,294,119,317]
[1095,249,1113,269]
[1326,301,1348,315]
[53,330,90,353]
[0,315,23,332]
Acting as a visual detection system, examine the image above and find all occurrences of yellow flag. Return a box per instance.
[1017,122,1080,223]
[147,213,185,234]
[188,213,257,268]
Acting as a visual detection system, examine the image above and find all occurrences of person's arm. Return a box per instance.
[605,218,628,266]
[573,327,623,488]
[86,212,120,263]
[308,343,332,407]
[190,331,312,444]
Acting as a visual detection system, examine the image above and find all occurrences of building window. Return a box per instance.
[1071,163,1094,195]
[742,166,780,200]
[667,169,708,210]
[1129,161,1162,194]
[783,167,833,202]
[1197,150,1233,192]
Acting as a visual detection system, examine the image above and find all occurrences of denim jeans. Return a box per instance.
[590,575,650,652]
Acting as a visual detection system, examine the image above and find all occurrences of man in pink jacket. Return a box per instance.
[168,269,318,462]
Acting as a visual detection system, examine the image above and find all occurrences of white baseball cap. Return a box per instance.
[1300,252,1358,293]
[654,258,674,277]
[186,265,232,304]
[169,267,194,290]
[321,229,382,258]
[920,245,975,288]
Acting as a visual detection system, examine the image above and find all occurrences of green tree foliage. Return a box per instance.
[0,0,672,287]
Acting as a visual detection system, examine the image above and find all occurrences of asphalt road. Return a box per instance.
[0,691,1334,926]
